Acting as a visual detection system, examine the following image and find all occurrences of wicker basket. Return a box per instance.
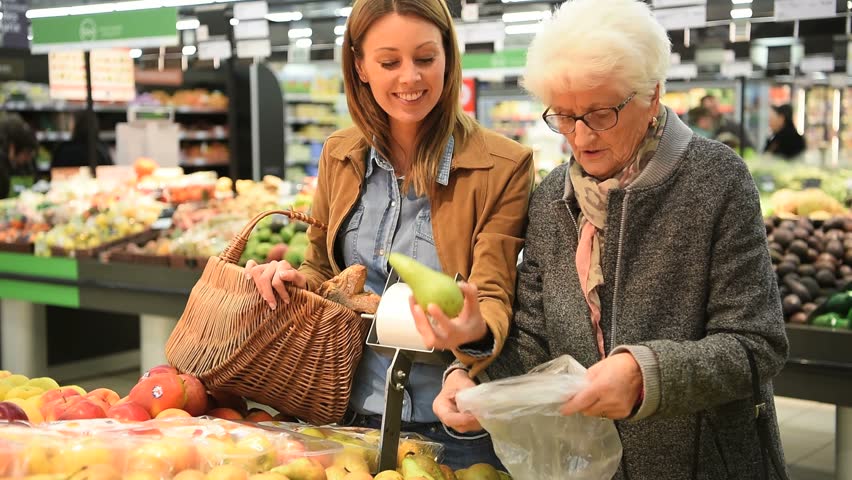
[165,209,369,425]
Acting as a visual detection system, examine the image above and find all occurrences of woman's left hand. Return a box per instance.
[410,282,489,351]
[560,353,643,420]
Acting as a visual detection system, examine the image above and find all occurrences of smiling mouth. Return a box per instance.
[394,90,426,101]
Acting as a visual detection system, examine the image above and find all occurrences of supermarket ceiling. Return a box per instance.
[21,0,852,70]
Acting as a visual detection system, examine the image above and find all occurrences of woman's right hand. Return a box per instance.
[434,369,482,433]
[245,259,307,309]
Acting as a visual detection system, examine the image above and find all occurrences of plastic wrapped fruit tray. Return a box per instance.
[0,417,342,479]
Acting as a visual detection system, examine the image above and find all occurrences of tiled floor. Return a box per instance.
[61,370,840,479]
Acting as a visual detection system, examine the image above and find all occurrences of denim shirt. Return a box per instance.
[341,137,454,423]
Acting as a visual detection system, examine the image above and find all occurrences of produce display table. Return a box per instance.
[0,252,200,376]
[774,324,852,479]
[2,251,852,477]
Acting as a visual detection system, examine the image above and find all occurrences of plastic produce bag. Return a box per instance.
[456,355,623,480]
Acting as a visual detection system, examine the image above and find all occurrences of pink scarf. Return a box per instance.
[570,106,666,358]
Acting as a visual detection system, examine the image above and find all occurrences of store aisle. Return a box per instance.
[61,372,838,478]
[777,396,836,480]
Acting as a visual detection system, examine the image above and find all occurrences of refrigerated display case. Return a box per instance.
[839,87,852,165]
[802,85,836,155]
[475,82,565,176]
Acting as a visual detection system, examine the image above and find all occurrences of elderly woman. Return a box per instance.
[430,0,790,478]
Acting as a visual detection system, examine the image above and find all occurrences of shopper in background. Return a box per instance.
[0,113,38,199]
[702,92,754,149]
[764,103,806,160]
[52,111,113,170]
[246,0,534,470]
[686,105,715,138]
[433,0,790,478]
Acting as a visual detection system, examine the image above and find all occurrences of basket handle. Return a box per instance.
[220,210,327,265]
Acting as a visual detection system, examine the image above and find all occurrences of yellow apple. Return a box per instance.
[25,378,60,392]
[5,386,44,401]
[0,375,29,399]
[20,443,54,475]
[206,464,249,480]
[173,469,206,480]
[5,398,43,424]
[231,434,275,472]
[51,440,115,475]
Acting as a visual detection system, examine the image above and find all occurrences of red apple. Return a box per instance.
[106,402,152,422]
[244,408,274,423]
[37,387,81,411]
[58,399,107,420]
[205,407,243,421]
[0,401,28,422]
[266,243,288,262]
[178,374,208,416]
[275,438,307,465]
[140,364,179,381]
[128,373,187,417]
[86,388,121,407]
[41,395,85,422]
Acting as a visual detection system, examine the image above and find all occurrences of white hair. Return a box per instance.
[523,0,671,106]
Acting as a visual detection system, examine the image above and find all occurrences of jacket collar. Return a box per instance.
[563,105,694,200]
[329,125,494,175]
[365,136,455,186]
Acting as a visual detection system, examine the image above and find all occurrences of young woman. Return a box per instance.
[246,0,534,469]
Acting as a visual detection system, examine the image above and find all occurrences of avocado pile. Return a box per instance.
[766,216,852,326]
[240,215,310,267]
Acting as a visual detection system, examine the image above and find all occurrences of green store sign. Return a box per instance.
[462,50,527,70]
[30,7,178,53]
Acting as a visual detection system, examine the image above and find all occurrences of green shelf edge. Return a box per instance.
[0,252,78,280]
[0,279,79,308]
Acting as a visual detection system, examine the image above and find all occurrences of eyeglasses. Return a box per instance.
[542,92,637,135]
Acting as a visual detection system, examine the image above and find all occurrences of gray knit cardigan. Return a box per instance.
[488,107,790,480]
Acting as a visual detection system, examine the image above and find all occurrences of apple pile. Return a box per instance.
[0,370,120,425]
[118,364,281,423]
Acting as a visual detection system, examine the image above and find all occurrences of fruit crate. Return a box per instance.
[0,240,34,254]
[51,230,160,259]
[168,254,209,270]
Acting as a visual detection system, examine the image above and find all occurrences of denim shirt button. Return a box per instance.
[391,201,397,207]
[378,249,385,256]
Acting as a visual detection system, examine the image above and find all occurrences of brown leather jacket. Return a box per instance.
[299,125,534,375]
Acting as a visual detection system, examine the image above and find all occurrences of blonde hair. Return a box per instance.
[342,0,476,196]
[523,0,671,106]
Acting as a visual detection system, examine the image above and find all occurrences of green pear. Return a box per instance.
[271,457,326,480]
[326,465,348,480]
[333,450,370,473]
[455,464,499,480]
[299,427,326,439]
[497,471,512,480]
[401,454,445,480]
[387,253,463,317]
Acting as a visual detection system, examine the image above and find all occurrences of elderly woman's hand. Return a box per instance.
[409,282,489,351]
[560,353,643,420]
[245,259,307,309]
[433,368,483,433]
